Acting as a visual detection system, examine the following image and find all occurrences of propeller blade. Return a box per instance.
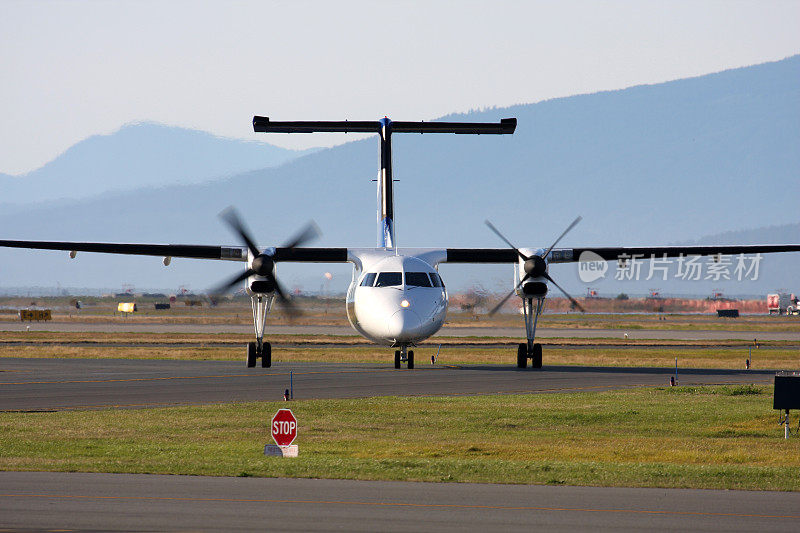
[542,272,585,313]
[543,216,582,259]
[210,268,254,295]
[270,275,301,318]
[282,221,321,249]
[485,220,528,261]
[220,207,260,257]
[488,287,519,316]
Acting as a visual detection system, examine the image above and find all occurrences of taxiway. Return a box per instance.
[2,472,798,532]
[0,358,775,411]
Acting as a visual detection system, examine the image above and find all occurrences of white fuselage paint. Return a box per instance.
[345,249,448,346]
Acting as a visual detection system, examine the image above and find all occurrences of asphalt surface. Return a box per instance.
[0,358,777,411]
[2,472,799,532]
[3,320,800,340]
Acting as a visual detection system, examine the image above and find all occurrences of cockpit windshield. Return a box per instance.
[359,272,377,287]
[374,272,402,287]
[360,271,444,288]
[405,272,432,287]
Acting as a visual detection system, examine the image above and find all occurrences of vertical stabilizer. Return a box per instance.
[378,117,395,249]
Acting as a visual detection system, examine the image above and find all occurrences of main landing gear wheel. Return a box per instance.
[516,343,542,369]
[261,342,272,368]
[247,341,272,368]
[394,351,401,369]
[517,343,527,369]
[408,350,414,369]
[531,343,542,369]
[247,342,257,368]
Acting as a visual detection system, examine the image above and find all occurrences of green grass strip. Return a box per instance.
[1,385,798,490]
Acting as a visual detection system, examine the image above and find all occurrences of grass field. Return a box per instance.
[1,386,798,490]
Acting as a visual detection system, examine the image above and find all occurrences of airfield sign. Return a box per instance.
[271,409,297,446]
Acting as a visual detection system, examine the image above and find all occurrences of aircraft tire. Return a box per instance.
[394,351,401,369]
[532,343,543,369]
[261,342,272,368]
[517,343,527,369]
[408,350,414,369]
[247,342,257,368]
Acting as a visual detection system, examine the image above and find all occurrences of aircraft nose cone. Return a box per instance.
[386,308,423,342]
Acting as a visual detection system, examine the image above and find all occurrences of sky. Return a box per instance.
[2,0,800,175]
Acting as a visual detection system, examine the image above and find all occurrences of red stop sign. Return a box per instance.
[271,409,297,446]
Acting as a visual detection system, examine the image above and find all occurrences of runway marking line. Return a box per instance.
[0,493,797,520]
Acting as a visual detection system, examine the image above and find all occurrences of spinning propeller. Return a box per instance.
[485,216,585,315]
[212,207,320,315]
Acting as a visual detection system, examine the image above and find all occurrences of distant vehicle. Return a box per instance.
[767,293,799,315]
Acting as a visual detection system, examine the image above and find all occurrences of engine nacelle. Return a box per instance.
[515,248,549,299]
[245,249,278,295]
[249,279,276,294]
[521,280,548,297]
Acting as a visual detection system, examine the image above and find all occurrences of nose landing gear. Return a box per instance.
[394,345,414,369]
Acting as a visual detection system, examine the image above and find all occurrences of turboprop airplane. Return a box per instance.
[2,115,800,370]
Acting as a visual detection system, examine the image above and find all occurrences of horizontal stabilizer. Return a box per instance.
[253,117,516,135]
[253,117,379,133]
[393,118,516,134]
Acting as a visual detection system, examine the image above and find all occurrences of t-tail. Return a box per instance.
[253,116,517,249]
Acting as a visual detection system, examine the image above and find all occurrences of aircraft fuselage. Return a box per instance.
[346,250,448,345]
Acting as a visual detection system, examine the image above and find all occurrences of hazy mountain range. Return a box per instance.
[0,55,798,296]
[0,122,313,206]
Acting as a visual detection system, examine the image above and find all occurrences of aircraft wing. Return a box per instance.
[3,240,798,263]
[0,240,350,263]
[443,245,800,263]
[444,249,517,262]
[550,245,800,263]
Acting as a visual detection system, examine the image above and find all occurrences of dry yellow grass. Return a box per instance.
[1,330,796,347]
[3,302,800,331]
[1,340,797,369]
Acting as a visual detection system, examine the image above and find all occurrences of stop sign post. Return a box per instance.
[265,409,298,457]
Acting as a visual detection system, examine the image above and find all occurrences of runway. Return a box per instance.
[0,358,775,411]
[2,320,800,340]
[2,472,799,532]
